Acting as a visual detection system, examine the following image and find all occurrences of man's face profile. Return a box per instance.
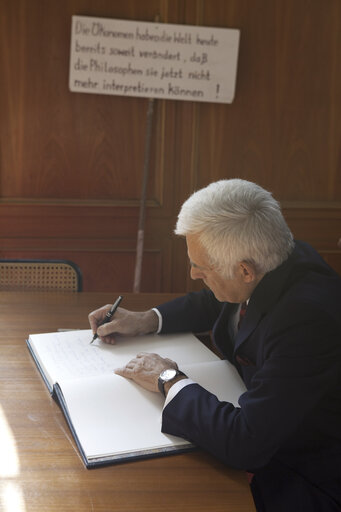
[186,234,259,303]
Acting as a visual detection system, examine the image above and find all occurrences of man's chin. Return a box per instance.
[211,290,225,303]
[203,283,224,302]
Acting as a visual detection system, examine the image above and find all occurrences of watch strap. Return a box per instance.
[158,369,187,396]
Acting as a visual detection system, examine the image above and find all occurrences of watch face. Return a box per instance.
[161,368,177,382]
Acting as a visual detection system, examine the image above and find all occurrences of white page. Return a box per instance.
[183,359,246,407]
[58,372,189,459]
[28,329,218,386]
[58,359,245,460]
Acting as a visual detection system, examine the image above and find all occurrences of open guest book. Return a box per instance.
[27,329,246,468]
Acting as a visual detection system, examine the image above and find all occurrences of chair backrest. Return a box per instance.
[0,259,82,292]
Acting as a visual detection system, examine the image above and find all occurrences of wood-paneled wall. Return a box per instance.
[1,0,340,292]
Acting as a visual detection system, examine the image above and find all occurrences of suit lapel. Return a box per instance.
[234,251,297,353]
[212,244,300,361]
[234,303,263,351]
[212,302,236,360]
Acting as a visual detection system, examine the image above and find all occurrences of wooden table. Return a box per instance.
[0,292,255,512]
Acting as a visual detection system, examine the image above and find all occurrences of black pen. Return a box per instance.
[90,295,123,344]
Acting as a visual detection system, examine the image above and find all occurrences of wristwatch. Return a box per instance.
[158,368,187,396]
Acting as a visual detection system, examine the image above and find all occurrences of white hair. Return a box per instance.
[175,179,294,279]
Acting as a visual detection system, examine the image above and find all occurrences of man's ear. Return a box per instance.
[239,261,257,283]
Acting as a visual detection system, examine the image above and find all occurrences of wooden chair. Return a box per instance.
[0,259,82,292]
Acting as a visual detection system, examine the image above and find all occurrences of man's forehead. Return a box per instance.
[186,233,204,251]
[186,235,211,269]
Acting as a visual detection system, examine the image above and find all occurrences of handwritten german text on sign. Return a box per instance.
[69,16,240,104]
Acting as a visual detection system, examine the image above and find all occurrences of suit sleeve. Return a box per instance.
[161,304,341,470]
[156,289,223,334]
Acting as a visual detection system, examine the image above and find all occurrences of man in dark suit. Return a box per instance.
[89,179,341,511]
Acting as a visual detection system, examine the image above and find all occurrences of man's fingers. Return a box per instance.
[97,322,114,337]
[114,367,133,378]
[89,305,115,336]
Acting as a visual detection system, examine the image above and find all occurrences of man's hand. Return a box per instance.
[88,306,159,344]
[115,353,178,393]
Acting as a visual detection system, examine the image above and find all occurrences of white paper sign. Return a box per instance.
[69,16,240,104]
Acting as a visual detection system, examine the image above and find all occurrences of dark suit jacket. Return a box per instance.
[157,241,341,498]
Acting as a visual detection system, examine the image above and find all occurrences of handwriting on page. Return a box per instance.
[53,338,111,377]
[31,329,219,384]
[34,331,120,381]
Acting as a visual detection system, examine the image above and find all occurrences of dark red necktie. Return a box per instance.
[237,301,247,330]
